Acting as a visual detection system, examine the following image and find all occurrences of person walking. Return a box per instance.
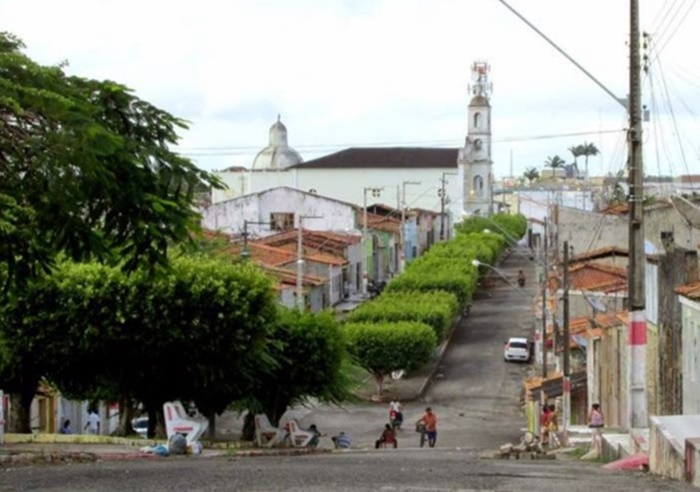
[416,407,437,448]
[389,398,403,430]
[588,403,604,455]
[84,410,101,435]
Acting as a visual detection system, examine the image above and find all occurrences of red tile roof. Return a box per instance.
[571,246,628,263]
[262,265,326,287]
[366,213,401,234]
[675,281,700,300]
[255,229,358,261]
[568,262,628,293]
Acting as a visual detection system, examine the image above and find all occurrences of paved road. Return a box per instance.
[3,249,691,490]
[3,449,693,491]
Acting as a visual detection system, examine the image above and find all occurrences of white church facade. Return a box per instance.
[211,61,495,221]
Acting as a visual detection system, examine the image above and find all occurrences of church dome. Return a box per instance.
[469,95,490,107]
[252,115,303,170]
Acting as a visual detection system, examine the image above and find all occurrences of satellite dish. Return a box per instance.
[586,295,607,313]
[670,195,700,229]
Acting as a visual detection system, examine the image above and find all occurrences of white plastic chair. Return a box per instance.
[163,401,208,446]
[254,414,286,448]
[286,420,314,448]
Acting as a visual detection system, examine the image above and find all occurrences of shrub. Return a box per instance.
[346,291,458,340]
[344,321,437,394]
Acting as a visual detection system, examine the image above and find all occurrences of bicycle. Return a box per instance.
[415,422,427,448]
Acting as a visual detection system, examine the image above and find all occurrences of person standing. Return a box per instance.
[84,410,101,435]
[416,407,438,448]
[588,403,604,455]
[547,404,561,448]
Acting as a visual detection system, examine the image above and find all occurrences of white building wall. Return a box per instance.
[212,168,462,220]
[681,297,700,414]
[202,187,357,237]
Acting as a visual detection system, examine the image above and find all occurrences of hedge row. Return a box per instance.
[343,213,527,390]
[344,321,437,376]
[346,290,458,341]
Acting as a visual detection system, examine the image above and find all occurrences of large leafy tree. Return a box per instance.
[236,308,351,438]
[0,32,220,289]
[0,255,278,434]
[0,32,221,430]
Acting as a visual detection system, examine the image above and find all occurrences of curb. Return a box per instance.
[415,313,463,400]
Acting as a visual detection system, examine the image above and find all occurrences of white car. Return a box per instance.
[504,337,531,362]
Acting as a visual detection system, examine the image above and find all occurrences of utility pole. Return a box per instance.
[562,240,571,444]
[363,187,383,296]
[627,0,647,429]
[296,215,322,310]
[541,220,548,380]
[400,181,420,272]
[439,172,457,240]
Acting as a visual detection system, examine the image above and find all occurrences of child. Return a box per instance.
[375,424,398,449]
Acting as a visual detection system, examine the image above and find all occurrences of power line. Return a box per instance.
[179,129,625,156]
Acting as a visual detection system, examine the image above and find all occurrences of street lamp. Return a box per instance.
[400,181,421,273]
[362,187,383,296]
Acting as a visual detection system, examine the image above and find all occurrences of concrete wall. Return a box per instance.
[202,187,357,237]
[557,204,700,257]
[658,247,698,415]
[681,297,700,415]
[567,291,626,319]
[649,415,700,481]
[647,321,661,418]
[212,167,462,218]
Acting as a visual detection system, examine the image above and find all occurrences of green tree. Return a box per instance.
[0,32,222,431]
[236,308,351,438]
[579,141,599,180]
[0,256,277,435]
[523,167,540,184]
[544,155,566,178]
[0,32,221,288]
[344,321,436,395]
[569,145,583,176]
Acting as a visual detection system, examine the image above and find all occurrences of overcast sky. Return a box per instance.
[3,0,700,179]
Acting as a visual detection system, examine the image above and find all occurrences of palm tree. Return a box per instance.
[523,167,540,184]
[544,155,566,178]
[568,145,583,177]
[579,142,599,180]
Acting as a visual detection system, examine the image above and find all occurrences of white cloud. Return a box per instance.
[2,0,700,178]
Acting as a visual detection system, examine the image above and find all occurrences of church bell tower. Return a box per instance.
[459,61,494,216]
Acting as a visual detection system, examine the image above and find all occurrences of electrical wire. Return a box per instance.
[649,0,697,66]
[178,129,625,157]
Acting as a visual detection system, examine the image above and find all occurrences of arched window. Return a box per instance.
[473,112,481,129]
[473,175,484,197]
